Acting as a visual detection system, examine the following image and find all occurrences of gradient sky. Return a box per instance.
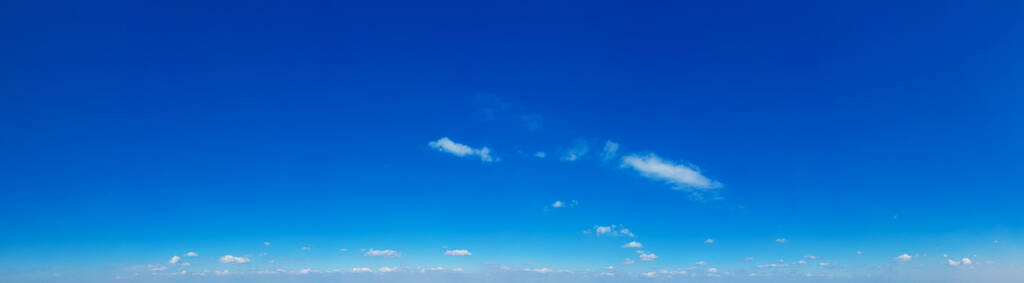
[2,1,1023,282]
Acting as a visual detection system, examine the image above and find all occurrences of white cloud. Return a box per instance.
[169,256,180,264]
[622,241,643,248]
[534,152,546,158]
[351,267,373,273]
[708,268,718,273]
[297,268,313,275]
[150,266,167,271]
[621,154,721,190]
[623,258,635,265]
[895,254,913,262]
[696,261,708,266]
[704,238,715,244]
[639,253,658,262]
[601,141,620,161]
[642,271,657,277]
[948,259,960,266]
[378,267,399,273]
[757,264,788,268]
[301,246,311,251]
[804,255,818,260]
[591,225,634,237]
[184,252,198,257]
[364,249,400,257]
[962,258,972,265]
[219,255,251,264]
[818,262,832,267]
[775,238,788,243]
[552,201,564,208]
[444,249,472,256]
[560,139,589,161]
[264,242,271,246]
[525,268,553,273]
[339,248,348,252]
[180,262,191,267]
[214,270,229,276]
[428,137,496,162]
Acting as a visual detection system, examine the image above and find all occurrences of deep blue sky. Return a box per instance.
[1,0,1022,282]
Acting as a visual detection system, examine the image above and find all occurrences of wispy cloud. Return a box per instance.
[621,153,721,190]
[444,249,472,256]
[364,249,401,257]
[219,255,250,264]
[551,200,578,208]
[601,141,619,161]
[428,137,496,162]
[560,139,589,161]
[775,238,788,243]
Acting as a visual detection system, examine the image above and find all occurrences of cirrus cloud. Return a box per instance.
[621,153,720,190]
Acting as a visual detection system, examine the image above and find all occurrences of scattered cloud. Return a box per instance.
[622,241,643,248]
[560,139,589,161]
[168,256,180,264]
[339,248,348,252]
[552,201,564,208]
[590,225,634,237]
[264,242,271,246]
[444,249,472,256]
[219,255,251,264]
[364,249,401,257]
[894,254,913,262]
[180,262,191,267]
[705,238,715,244]
[534,152,546,158]
[621,154,721,190]
[775,238,788,243]
[638,253,658,262]
[378,267,399,273]
[601,141,620,161]
[428,137,496,162]
[351,267,373,273]
[301,246,311,251]
[758,264,788,268]
[696,261,708,266]
[184,252,198,257]
[623,258,635,265]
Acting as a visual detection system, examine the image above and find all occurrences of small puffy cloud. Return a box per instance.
[560,139,589,161]
[961,258,972,265]
[623,258,635,265]
[894,254,913,262]
[297,268,313,275]
[184,252,198,257]
[797,260,808,265]
[948,259,960,266]
[638,253,658,262]
[364,249,400,257]
[818,262,832,267]
[378,267,399,273]
[642,272,657,278]
[264,242,271,246]
[444,249,472,256]
[535,152,546,158]
[857,250,863,255]
[601,141,620,161]
[695,261,708,266]
[622,241,643,248]
[180,262,191,267]
[757,264,788,268]
[552,201,564,208]
[428,137,496,162]
[621,154,721,190]
[151,265,167,271]
[591,225,634,237]
[775,238,788,243]
[525,268,553,273]
[301,246,311,251]
[704,238,715,244]
[804,255,818,260]
[708,268,718,273]
[219,255,251,264]
[339,248,348,252]
[169,256,181,264]
[214,270,229,275]
[351,267,373,273]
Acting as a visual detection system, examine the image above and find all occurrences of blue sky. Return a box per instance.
[1,0,1022,282]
